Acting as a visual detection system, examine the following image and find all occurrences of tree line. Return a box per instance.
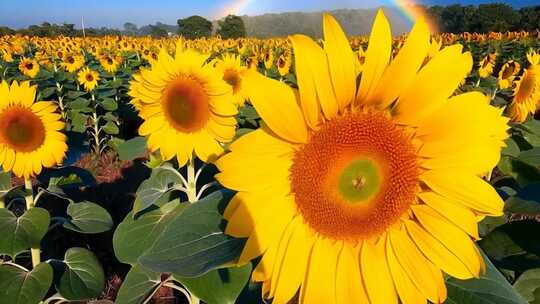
[0,3,538,38]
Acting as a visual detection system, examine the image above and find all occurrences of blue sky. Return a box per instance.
[0,0,534,29]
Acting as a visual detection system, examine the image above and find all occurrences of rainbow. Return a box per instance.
[215,0,438,33]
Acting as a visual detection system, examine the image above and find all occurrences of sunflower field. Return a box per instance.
[1,9,540,304]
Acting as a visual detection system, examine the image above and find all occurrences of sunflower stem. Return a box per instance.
[0,197,5,209]
[24,178,40,269]
[186,157,197,203]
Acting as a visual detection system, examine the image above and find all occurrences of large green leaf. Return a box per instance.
[63,201,113,234]
[519,148,540,168]
[113,201,186,265]
[514,268,540,303]
[117,137,147,161]
[53,247,105,301]
[446,253,528,304]
[0,207,50,258]
[504,183,540,215]
[176,264,252,304]
[115,264,162,304]
[0,262,53,304]
[139,190,245,277]
[133,165,184,214]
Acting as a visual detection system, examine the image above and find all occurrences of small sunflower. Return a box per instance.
[217,11,508,304]
[215,54,248,106]
[277,53,292,77]
[355,46,366,75]
[509,67,539,122]
[77,67,100,92]
[61,53,84,73]
[129,48,237,166]
[0,81,68,178]
[498,60,521,90]
[18,57,40,78]
[100,54,120,73]
[527,50,540,68]
[478,53,496,78]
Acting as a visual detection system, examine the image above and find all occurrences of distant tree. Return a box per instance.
[519,6,540,32]
[123,22,138,36]
[0,26,15,36]
[476,3,520,32]
[149,25,168,38]
[177,15,212,39]
[217,15,247,39]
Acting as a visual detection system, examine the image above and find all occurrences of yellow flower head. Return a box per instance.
[478,52,496,78]
[77,67,100,92]
[129,48,237,166]
[100,54,120,73]
[215,53,248,106]
[18,57,40,78]
[277,52,292,77]
[216,11,509,304]
[509,67,539,122]
[0,81,68,178]
[61,53,85,73]
[498,60,521,90]
[527,50,540,68]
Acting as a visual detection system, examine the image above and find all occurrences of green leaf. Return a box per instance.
[68,98,90,110]
[102,121,119,135]
[39,87,57,99]
[498,156,540,187]
[63,201,113,234]
[54,247,105,301]
[113,201,186,265]
[514,268,540,303]
[70,112,89,133]
[504,183,540,215]
[519,147,540,168]
[66,90,87,99]
[446,253,528,304]
[0,262,53,304]
[502,137,520,158]
[176,264,252,304]
[0,208,50,258]
[139,190,245,277]
[133,165,184,214]
[115,264,162,304]
[118,137,147,161]
[100,98,118,111]
[0,171,12,198]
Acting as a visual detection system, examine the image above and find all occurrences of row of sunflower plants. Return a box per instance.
[1,11,540,304]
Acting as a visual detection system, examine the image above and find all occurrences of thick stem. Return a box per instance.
[24,178,40,268]
[186,157,197,203]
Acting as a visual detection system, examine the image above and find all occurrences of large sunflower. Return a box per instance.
[129,48,237,166]
[509,67,539,122]
[0,81,68,178]
[216,11,508,304]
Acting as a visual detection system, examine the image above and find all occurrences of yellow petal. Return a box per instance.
[405,219,475,280]
[366,17,431,109]
[386,236,425,304]
[300,238,340,304]
[394,45,472,125]
[243,70,307,143]
[356,9,392,105]
[336,244,369,303]
[418,192,480,239]
[271,217,311,304]
[361,237,398,304]
[323,14,357,110]
[421,170,504,215]
[412,205,483,277]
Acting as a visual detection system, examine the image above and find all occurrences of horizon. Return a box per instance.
[0,0,535,30]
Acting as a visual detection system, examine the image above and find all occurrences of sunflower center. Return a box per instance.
[223,69,241,93]
[290,111,419,241]
[501,63,515,79]
[86,74,94,82]
[0,106,46,152]
[25,62,34,70]
[162,77,210,133]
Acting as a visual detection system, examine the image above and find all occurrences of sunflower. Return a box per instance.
[527,50,540,68]
[100,54,120,73]
[498,60,521,90]
[509,67,539,122]
[478,52,496,78]
[355,46,366,75]
[18,57,40,78]
[215,54,248,106]
[77,67,100,92]
[0,81,68,178]
[61,53,84,73]
[277,53,292,77]
[129,48,237,166]
[216,11,508,304]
